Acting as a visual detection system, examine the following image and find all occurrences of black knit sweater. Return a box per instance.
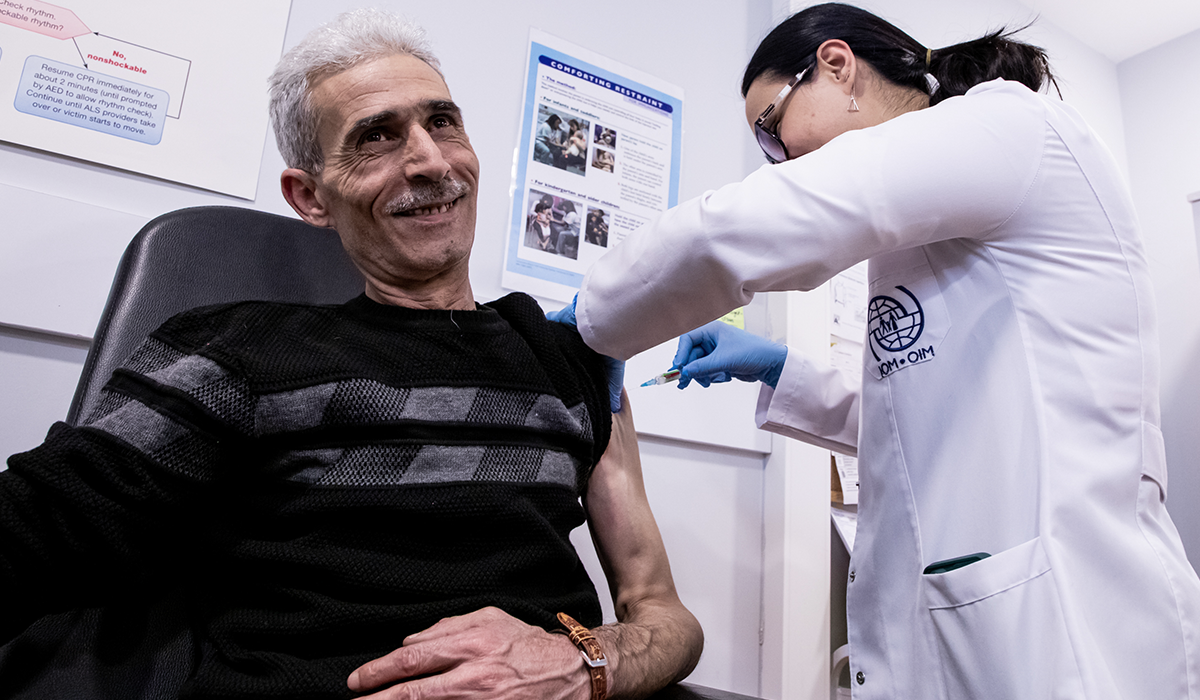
[1,292,612,698]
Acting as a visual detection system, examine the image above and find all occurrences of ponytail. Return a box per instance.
[927,27,1056,104]
[743,3,1057,106]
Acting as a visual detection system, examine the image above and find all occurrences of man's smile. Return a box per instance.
[394,195,462,217]
[383,177,472,218]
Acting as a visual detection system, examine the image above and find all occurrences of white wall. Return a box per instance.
[855,0,1128,164]
[1117,28,1200,564]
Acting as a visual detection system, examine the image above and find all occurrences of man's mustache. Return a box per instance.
[384,178,471,215]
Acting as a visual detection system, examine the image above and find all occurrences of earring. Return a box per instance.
[847,86,860,113]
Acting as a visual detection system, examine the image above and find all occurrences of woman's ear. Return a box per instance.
[816,39,857,94]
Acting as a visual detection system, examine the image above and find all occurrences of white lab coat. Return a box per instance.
[577,80,1200,699]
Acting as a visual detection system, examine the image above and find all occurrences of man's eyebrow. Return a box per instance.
[342,100,463,145]
[344,110,397,145]
[423,99,463,119]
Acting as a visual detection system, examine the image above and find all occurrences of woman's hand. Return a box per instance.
[546,295,625,412]
[672,321,788,389]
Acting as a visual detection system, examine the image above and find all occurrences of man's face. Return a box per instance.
[303,54,480,295]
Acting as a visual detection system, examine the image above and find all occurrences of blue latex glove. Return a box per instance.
[672,321,788,389]
[545,294,577,327]
[600,357,626,413]
[546,294,626,413]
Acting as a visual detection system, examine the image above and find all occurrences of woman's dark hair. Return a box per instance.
[742,3,1055,106]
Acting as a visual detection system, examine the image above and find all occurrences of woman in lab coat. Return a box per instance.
[565,3,1200,698]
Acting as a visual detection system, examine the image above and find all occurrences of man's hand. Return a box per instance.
[347,607,590,699]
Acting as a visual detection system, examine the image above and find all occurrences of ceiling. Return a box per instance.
[1020,0,1200,63]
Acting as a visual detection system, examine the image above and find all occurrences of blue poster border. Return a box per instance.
[504,39,683,292]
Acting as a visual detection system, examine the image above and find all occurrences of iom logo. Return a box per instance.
[868,286,924,356]
[867,285,936,378]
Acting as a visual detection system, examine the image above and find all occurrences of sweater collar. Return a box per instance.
[342,293,506,333]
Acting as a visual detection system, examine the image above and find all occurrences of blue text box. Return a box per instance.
[14,56,168,145]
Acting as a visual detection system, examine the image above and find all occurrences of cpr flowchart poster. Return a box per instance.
[0,0,290,199]
[503,29,683,302]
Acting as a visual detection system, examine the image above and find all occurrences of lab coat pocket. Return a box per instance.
[923,537,1084,699]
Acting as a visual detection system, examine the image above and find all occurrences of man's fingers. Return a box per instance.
[351,667,457,700]
[350,607,531,690]
[349,607,576,698]
[348,639,457,692]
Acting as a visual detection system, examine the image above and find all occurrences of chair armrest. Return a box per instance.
[647,682,765,700]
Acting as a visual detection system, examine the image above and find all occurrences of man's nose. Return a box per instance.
[402,125,452,181]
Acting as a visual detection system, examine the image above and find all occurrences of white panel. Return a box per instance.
[760,289,832,700]
[0,327,88,461]
[0,183,147,338]
[627,340,772,454]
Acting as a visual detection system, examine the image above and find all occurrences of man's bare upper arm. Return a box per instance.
[582,391,680,619]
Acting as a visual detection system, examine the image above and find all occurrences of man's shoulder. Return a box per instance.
[484,291,611,455]
[483,293,595,355]
[151,298,352,355]
[480,291,540,318]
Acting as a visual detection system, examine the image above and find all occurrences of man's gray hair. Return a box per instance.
[268,9,442,173]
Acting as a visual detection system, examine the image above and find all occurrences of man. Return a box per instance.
[586,209,610,248]
[526,200,556,251]
[0,9,702,699]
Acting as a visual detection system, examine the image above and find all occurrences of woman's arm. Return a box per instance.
[578,86,1046,360]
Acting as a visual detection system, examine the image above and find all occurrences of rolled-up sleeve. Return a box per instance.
[755,350,859,455]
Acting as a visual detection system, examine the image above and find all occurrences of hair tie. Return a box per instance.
[925,48,932,67]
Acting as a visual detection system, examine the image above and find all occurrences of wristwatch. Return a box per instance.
[557,612,608,700]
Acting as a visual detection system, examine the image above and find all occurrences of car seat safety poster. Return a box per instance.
[0,0,290,199]
[503,28,683,302]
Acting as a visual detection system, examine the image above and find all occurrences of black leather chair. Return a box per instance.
[656,683,764,700]
[66,205,365,425]
[0,206,363,700]
[0,205,759,700]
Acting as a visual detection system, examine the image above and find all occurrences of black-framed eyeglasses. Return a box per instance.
[753,68,809,164]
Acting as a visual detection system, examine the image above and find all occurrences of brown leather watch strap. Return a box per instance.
[557,612,607,700]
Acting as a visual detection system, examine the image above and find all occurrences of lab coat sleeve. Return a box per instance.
[577,84,1045,360]
[755,349,859,455]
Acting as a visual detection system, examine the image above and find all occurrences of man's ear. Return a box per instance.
[281,168,334,228]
